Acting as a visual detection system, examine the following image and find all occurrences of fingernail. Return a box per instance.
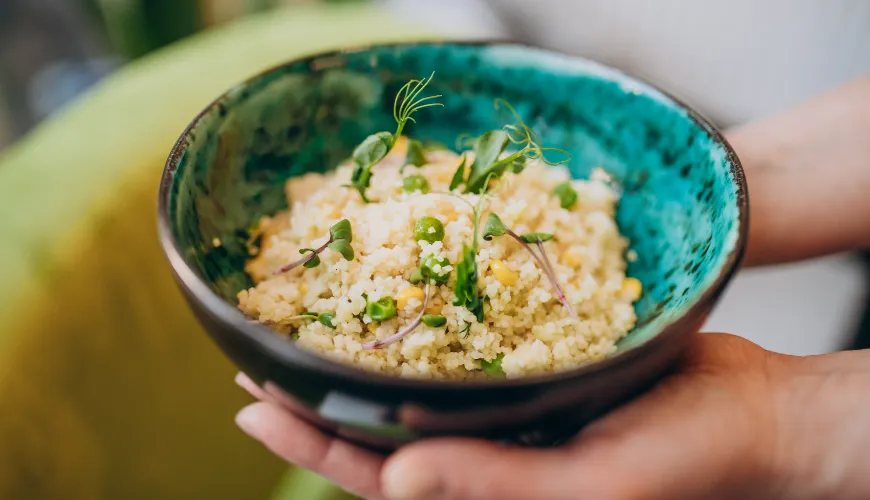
[235,405,263,439]
[382,457,444,500]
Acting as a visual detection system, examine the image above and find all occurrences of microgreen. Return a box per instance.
[274,219,354,274]
[553,181,578,209]
[449,155,467,191]
[347,73,443,202]
[480,354,506,378]
[285,311,336,330]
[519,232,553,243]
[481,213,576,319]
[450,182,493,323]
[453,244,485,322]
[317,313,336,329]
[363,284,433,349]
[451,100,571,194]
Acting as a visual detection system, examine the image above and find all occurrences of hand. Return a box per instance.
[235,333,870,500]
[234,76,870,499]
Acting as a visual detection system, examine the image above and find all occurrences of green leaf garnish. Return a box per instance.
[275,220,354,274]
[421,315,447,328]
[299,248,321,268]
[347,73,443,202]
[366,296,397,322]
[453,99,571,195]
[327,240,354,261]
[290,332,300,340]
[329,219,353,243]
[452,245,484,322]
[519,232,554,244]
[553,181,578,209]
[459,322,472,337]
[288,312,318,321]
[402,174,430,194]
[317,313,336,329]
[463,130,511,193]
[449,155,467,191]
[481,354,505,377]
[481,213,507,241]
[349,131,393,202]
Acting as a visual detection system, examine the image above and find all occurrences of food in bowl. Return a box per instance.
[237,74,641,379]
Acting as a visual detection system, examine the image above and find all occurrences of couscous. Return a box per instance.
[237,74,640,379]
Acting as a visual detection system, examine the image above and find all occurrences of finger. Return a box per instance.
[234,372,274,402]
[382,439,580,500]
[236,402,386,499]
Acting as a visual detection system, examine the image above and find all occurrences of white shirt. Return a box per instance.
[383,0,870,354]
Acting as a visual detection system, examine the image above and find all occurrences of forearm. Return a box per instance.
[725,76,870,266]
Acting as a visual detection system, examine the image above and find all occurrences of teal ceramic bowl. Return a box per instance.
[158,41,747,449]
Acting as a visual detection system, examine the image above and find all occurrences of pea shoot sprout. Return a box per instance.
[348,73,443,202]
[273,219,354,274]
[482,213,577,319]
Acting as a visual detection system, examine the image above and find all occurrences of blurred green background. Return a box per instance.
[0,1,442,499]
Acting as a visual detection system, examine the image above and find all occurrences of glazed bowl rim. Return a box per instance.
[157,39,748,391]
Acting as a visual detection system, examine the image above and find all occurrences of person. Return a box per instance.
[234,75,870,500]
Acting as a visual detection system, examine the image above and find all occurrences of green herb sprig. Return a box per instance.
[286,312,337,329]
[482,213,577,319]
[348,73,443,202]
[450,100,571,194]
[274,219,354,274]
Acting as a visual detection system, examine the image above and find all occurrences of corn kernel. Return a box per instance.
[367,322,378,334]
[441,206,459,222]
[490,260,518,286]
[562,249,582,268]
[299,282,308,295]
[433,169,452,183]
[396,286,425,310]
[621,277,642,301]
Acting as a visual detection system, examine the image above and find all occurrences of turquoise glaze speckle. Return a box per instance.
[164,42,746,355]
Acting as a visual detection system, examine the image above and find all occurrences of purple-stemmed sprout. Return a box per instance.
[273,219,354,275]
[362,283,431,350]
[482,213,578,319]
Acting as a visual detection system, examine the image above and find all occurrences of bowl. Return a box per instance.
[157,41,747,450]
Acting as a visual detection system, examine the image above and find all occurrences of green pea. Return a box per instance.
[553,182,578,209]
[420,255,451,283]
[414,216,445,243]
[366,296,397,322]
[402,174,430,194]
[421,315,447,328]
